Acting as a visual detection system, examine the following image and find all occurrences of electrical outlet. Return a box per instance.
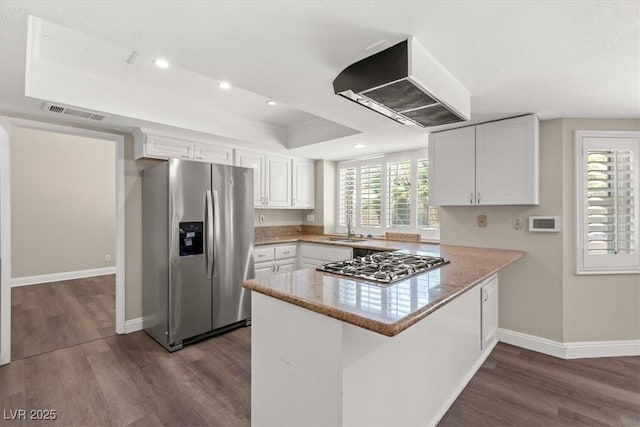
[306,214,315,222]
[477,215,487,228]
[259,214,265,224]
[105,254,111,262]
[513,216,524,230]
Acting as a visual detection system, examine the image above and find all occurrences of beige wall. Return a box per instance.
[304,160,336,232]
[440,119,565,341]
[560,118,640,342]
[11,127,116,277]
[124,136,161,320]
[441,118,640,343]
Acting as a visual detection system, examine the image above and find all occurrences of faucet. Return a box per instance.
[346,213,355,237]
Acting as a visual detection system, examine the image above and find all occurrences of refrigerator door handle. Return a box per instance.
[206,190,214,279]
[212,189,221,278]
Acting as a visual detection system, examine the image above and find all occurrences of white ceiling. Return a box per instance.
[1,1,639,160]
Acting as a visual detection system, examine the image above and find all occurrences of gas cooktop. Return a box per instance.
[316,252,449,284]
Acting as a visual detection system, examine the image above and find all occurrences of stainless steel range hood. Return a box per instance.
[333,38,471,127]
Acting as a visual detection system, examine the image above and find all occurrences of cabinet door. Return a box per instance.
[481,275,499,350]
[235,149,264,206]
[275,259,296,274]
[264,155,291,207]
[475,115,539,205]
[254,262,274,278]
[429,126,476,206]
[194,142,232,165]
[292,159,315,208]
[146,134,194,160]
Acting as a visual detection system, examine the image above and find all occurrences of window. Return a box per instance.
[575,131,639,274]
[336,150,440,240]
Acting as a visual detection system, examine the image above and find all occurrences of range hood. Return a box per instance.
[333,38,470,127]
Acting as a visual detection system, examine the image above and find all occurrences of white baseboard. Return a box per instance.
[124,317,143,333]
[498,328,640,359]
[564,339,640,359]
[11,267,116,287]
[498,328,566,358]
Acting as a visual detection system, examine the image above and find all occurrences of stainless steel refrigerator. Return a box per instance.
[142,159,254,351]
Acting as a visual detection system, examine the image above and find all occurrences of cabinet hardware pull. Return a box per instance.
[283,251,290,255]
[477,193,481,204]
[470,193,474,204]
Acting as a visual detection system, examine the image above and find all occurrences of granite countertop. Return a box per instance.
[244,239,524,337]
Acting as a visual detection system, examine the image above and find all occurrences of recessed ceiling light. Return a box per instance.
[154,58,170,69]
[218,81,231,90]
[266,100,277,106]
[353,144,366,149]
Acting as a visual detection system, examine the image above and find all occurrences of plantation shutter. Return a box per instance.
[387,160,412,228]
[416,158,440,229]
[360,164,382,228]
[586,150,635,255]
[577,132,639,273]
[338,167,356,227]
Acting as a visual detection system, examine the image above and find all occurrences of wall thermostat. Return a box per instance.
[528,216,561,232]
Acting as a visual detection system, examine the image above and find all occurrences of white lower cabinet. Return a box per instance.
[253,244,298,278]
[298,243,352,269]
[480,274,499,350]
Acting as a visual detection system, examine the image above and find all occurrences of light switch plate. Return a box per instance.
[477,215,487,228]
[306,214,315,222]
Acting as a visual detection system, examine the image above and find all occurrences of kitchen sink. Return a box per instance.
[325,237,365,243]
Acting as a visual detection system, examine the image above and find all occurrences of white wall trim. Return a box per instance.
[564,339,640,359]
[124,317,143,333]
[0,116,126,365]
[498,328,566,359]
[10,267,117,287]
[0,118,12,366]
[498,328,640,359]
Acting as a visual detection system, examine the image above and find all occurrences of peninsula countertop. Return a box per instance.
[244,239,524,336]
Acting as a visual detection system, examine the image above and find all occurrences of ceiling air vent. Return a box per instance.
[43,103,109,121]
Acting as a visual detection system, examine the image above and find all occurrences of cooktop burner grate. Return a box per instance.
[316,252,449,284]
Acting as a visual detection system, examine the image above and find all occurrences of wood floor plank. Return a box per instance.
[439,343,640,426]
[11,275,116,360]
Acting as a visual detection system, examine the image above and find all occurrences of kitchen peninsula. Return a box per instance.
[244,240,523,426]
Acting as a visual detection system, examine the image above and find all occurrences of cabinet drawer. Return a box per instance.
[275,245,297,260]
[254,247,274,262]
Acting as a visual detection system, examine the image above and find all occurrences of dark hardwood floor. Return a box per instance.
[11,275,116,360]
[0,328,251,427]
[439,343,640,426]
[3,286,638,427]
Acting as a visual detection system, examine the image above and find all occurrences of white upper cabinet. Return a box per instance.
[235,149,264,206]
[264,155,291,207]
[235,150,311,209]
[429,115,539,206]
[136,132,194,160]
[430,126,476,206]
[134,129,232,165]
[193,141,233,165]
[292,159,315,209]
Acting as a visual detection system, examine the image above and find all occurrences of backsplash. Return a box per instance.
[254,224,324,239]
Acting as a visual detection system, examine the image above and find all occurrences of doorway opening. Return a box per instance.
[0,117,125,365]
